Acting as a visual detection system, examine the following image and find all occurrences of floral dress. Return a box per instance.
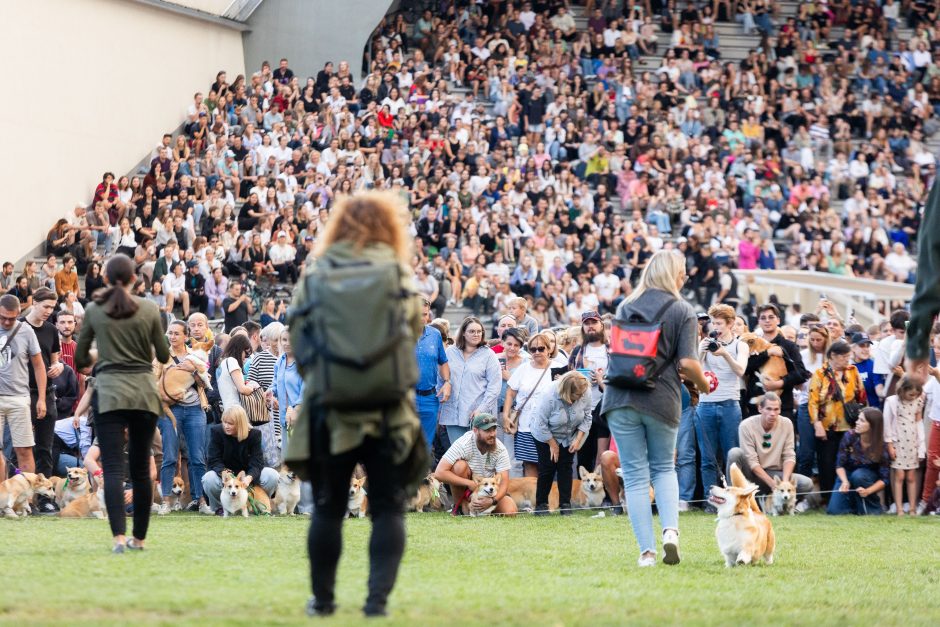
[884,394,925,471]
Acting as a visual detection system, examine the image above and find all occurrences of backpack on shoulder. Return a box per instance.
[606,298,677,390]
[291,255,418,409]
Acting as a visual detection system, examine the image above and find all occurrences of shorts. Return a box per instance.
[527,123,544,134]
[0,395,35,447]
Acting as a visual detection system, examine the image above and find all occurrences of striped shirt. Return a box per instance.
[442,431,510,478]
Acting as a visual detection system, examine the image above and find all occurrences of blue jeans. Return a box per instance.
[416,393,440,450]
[796,403,815,477]
[676,404,697,502]
[695,400,741,492]
[607,407,680,555]
[157,404,207,500]
[827,468,884,515]
[445,425,469,448]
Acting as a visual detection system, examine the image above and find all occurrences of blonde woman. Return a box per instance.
[531,371,593,514]
[201,406,278,514]
[602,251,708,568]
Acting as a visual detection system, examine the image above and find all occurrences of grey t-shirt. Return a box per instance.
[0,322,41,397]
[601,289,697,428]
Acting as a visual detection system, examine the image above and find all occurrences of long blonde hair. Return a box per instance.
[315,191,412,264]
[625,250,685,303]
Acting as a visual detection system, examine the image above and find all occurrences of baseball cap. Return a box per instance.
[850,332,872,346]
[471,413,498,430]
[277,230,287,238]
[581,311,601,323]
[226,150,235,157]
[186,260,199,268]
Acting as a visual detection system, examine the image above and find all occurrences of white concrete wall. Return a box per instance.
[242,0,393,82]
[0,0,245,264]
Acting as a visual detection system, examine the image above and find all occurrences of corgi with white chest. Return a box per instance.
[709,463,776,567]
[274,466,302,516]
[220,470,251,518]
[762,477,797,516]
[347,476,368,518]
[465,474,500,517]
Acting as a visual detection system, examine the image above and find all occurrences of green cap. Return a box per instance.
[472,413,498,430]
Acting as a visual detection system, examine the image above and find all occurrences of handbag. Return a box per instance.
[829,367,863,427]
[240,387,270,425]
[507,366,549,435]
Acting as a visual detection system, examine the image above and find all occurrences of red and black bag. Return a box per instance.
[606,298,677,390]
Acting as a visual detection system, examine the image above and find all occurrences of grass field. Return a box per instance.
[3,511,939,626]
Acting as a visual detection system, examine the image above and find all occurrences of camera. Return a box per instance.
[706,331,720,352]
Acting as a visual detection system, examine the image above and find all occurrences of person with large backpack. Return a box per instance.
[601,250,709,568]
[286,192,427,619]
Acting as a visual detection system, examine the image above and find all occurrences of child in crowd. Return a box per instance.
[883,376,925,516]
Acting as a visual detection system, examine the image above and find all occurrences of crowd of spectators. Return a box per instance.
[3,0,940,516]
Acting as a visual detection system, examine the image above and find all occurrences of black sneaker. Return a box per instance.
[703,503,718,515]
[215,507,224,517]
[306,597,336,617]
[533,504,550,516]
[559,503,573,516]
[363,603,387,617]
[36,496,59,516]
[185,500,200,512]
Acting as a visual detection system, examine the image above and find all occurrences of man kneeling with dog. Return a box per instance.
[434,413,518,516]
[726,393,814,514]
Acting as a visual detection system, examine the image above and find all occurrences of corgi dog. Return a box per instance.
[220,470,251,518]
[248,484,272,515]
[739,333,788,403]
[410,474,446,512]
[762,477,797,516]
[709,463,776,567]
[164,476,186,512]
[1,473,53,518]
[53,467,91,510]
[507,477,539,511]
[60,488,106,519]
[273,466,302,516]
[347,476,368,518]
[465,474,500,517]
[572,466,606,509]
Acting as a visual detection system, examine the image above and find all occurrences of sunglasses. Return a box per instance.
[529,346,548,353]
[762,432,772,449]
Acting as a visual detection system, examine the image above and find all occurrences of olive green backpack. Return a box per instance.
[290,254,418,408]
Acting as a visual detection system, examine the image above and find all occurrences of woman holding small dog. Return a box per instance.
[531,371,593,514]
[75,254,170,553]
[504,332,557,478]
[156,320,210,515]
[601,251,709,568]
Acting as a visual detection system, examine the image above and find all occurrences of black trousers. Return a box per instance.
[535,439,576,507]
[31,388,58,477]
[816,429,847,498]
[96,410,157,539]
[307,420,407,612]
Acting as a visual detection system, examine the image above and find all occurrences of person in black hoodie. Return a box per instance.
[201,406,278,514]
[745,303,810,421]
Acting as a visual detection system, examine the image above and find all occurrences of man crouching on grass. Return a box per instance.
[434,413,517,516]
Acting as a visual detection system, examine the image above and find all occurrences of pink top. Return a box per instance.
[738,240,760,270]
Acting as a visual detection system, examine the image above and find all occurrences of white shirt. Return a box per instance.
[162,273,185,296]
[268,243,296,265]
[507,362,554,433]
[593,273,620,300]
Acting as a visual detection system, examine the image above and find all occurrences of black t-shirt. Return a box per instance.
[20,318,60,392]
[222,297,250,333]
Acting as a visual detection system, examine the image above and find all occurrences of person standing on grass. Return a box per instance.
[20,286,62,514]
[285,192,427,618]
[530,371,593,514]
[75,254,169,553]
[414,298,451,450]
[0,294,46,481]
[601,251,708,568]
[503,332,556,477]
[883,376,925,516]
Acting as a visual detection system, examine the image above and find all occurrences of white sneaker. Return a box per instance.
[794,500,811,513]
[888,503,897,514]
[677,500,690,513]
[157,503,170,516]
[916,500,928,516]
[199,502,216,515]
[662,529,680,565]
[903,502,910,514]
[637,553,656,568]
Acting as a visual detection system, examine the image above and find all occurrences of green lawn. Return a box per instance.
[3,512,939,626]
